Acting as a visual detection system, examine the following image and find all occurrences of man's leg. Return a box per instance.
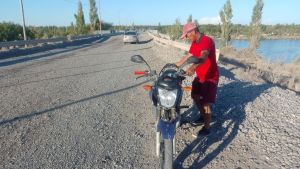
[192,98,212,136]
[192,97,204,123]
[192,81,217,136]
[193,98,212,128]
[201,103,212,129]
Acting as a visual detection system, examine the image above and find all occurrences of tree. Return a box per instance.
[219,0,233,47]
[0,22,34,41]
[157,22,162,33]
[194,19,199,27]
[95,18,100,30]
[249,0,264,49]
[89,0,99,32]
[187,15,193,23]
[74,0,86,35]
[169,18,181,40]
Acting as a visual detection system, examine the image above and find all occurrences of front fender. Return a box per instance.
[157,120,177,140]
[149,87,157,106]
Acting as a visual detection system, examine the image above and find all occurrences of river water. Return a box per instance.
[224,39,300,63]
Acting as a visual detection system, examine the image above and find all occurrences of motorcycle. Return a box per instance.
[131,55,201,169]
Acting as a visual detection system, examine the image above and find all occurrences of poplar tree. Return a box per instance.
[219,0,233,47]
[187,15,193,23]
[249,0,264,49]
[74,1,86,34]
[89,0,99,31]
[194,19,199,27]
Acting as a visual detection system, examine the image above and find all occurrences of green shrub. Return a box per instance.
[0,22,34,41]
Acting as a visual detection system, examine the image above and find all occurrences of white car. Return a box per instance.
[123,31,139,44]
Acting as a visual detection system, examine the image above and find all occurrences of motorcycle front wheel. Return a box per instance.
[160,138,173,169]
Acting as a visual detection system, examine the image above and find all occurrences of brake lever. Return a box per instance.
[135,75,146,80]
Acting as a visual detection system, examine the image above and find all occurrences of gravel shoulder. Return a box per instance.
[152,41,300,169]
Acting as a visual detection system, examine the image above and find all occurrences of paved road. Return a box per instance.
[0,34,158,169]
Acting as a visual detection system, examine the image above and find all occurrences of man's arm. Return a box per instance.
[175,53,192,67]
[186,50,209,76]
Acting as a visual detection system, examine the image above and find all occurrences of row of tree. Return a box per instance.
[157,0,291,50]
[219,0,264,49]
[158,23,300,39]
[0,0,113,42]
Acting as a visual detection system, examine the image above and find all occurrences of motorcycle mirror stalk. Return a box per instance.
[131,55,151,71]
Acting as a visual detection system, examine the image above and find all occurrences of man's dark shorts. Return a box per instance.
[191,77,218,104]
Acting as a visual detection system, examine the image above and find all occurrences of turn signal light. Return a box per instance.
[182,86,192,91]
[143,85,152,91]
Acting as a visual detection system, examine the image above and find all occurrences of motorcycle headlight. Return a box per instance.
[158,88,177,108]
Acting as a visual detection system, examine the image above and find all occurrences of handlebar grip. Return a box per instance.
[179,69,186,75]
[134,71,145,75]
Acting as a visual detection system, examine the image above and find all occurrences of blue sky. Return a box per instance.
[1,0,300,26]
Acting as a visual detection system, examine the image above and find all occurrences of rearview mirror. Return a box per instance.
[131,55,145,63]
[130,55,151,70]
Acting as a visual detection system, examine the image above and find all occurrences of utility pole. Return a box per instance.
[98,0,102,35]
[20,0,27,41]
[118,10,120,32]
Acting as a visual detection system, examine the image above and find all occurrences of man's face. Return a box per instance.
[186,30,196,41]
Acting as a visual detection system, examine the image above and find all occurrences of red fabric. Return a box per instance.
[191,78,218,104]
[189,35,219,83]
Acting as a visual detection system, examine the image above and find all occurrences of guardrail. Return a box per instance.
[0,31,118,49]
[0,32,123,60]
[147,31,220,61]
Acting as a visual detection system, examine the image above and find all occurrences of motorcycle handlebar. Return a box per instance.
[135,75,146,80]
[177,69,186,76]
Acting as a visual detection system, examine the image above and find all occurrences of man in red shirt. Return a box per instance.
[176,22,219,136]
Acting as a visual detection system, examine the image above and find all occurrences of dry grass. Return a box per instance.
[294,56,300,65]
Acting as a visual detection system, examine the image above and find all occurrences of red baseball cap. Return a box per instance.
[180,22,197,39]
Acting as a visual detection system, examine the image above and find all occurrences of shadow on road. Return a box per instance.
[0,80,149,126]
[174,67,271,168]
[0,36,111,67]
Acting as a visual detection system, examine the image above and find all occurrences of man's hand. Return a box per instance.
[186,66,196,76]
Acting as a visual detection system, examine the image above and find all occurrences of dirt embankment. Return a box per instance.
[220,47,300,92]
